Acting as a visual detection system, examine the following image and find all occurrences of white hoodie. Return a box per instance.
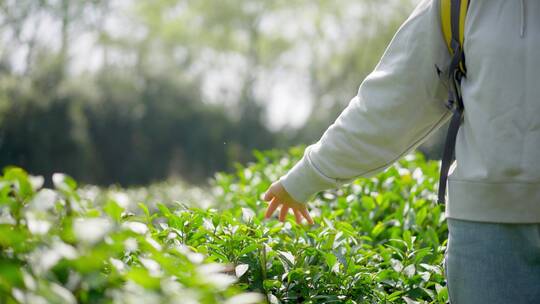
[279,0,540,223]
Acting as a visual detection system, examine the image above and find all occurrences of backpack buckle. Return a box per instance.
[445,99,455,110]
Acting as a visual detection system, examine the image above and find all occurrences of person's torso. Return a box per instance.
[452,0,540,183]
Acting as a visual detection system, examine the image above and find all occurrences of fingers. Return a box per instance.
[299,207,314,225]
[264,198,280,219]
[263,188,273,201]
[293,209,302,224]
[279,206,289,222]
[267,204,314,226]
[263,186,314,225]
[264,181,281,202]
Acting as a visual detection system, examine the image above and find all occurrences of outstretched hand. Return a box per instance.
[263,181,314,225]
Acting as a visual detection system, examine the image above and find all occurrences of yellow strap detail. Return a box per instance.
[459,0,468,46]
[458,0,468,73]
[440,0,453,53]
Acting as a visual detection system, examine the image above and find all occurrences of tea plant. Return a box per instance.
[207,147,449,303]
[0,147,449,303]
[0,169,262,304]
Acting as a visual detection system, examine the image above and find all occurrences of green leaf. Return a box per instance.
[104,200,124,222]
[239,243,258,257]
[277,251,295,272]
[127,267,160,289]
[0,259,23,290]
[52,173,77,192]
[371,222,385,237]
[263,279,282,289]
[4,167,33,200]
[138,203,151,219]
[235,264,249,278]
[325,253,337,269]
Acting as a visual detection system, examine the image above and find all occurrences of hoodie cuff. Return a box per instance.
[279,153,337,203]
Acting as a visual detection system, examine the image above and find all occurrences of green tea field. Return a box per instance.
[0,148,449,304]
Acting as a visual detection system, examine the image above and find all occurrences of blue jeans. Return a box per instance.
[444,218,540,303]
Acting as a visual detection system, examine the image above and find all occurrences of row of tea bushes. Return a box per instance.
[0,147,449,303]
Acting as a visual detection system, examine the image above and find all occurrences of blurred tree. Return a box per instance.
[291,0,418,141]
[0,0,110,76]
[129,0,417,137]
[0,0,432,186]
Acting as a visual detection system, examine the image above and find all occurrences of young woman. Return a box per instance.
[263,0,540,302]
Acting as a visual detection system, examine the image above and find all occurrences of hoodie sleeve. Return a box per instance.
[279,0,453,203]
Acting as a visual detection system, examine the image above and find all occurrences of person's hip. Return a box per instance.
[444,218,540,304]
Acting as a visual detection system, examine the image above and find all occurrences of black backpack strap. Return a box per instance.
[437,0,468,205]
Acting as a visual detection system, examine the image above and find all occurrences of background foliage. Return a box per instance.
[0,0,448,187]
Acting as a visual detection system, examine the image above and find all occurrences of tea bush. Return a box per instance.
[0,147,449,303]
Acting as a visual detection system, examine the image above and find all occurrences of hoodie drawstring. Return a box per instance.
[520,0,526,37]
